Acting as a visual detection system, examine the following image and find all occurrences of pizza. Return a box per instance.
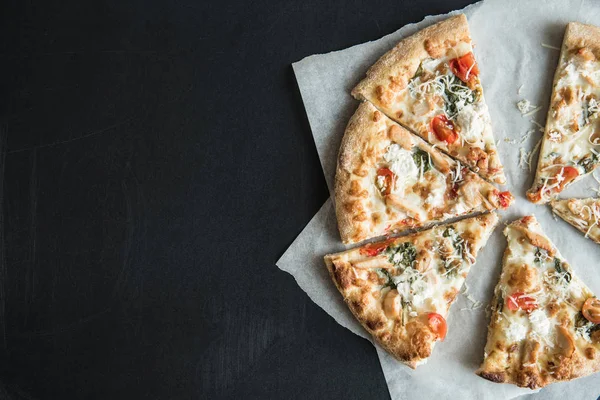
[527,22,600,204]
[551,198,600,244]
[477,215,600,389]
[324,212,498,368]
[351,14,506,184]
[335,101,513,244]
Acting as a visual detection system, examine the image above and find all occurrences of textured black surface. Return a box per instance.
[1,1,475,398]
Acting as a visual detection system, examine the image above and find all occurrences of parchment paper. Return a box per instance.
[278,0,600,398]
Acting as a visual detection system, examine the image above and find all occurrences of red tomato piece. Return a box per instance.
[359,238,395,257]
[497,191,513,209]
[506,292,537,312]
[558,166,579,191]
[430,115,458,144]
[376,167,395,195]
[449,52,479,84]
[427,313,447,341]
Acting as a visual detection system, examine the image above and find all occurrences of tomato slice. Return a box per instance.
[431,115,458,144]
[582,298,600,324]
[506,292,538,312]
[376,167,395,195]
[359,238,395,257]
[558,166,579,191]
[427,313,447,341]
[449,52,479,84]
[497,191,513,209]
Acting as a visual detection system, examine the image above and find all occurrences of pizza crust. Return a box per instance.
[563,22,600,57]
[335,101,512,244]
[477,215,600,389]
[325,212,499,368]
[527,22,600,203]
[551,198,600,244]
[351,14,469,99]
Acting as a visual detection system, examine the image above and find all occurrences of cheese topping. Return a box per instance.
[383,144,419,193]
[456,103,487,143]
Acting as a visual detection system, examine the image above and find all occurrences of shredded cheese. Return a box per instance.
[541,43,560,50]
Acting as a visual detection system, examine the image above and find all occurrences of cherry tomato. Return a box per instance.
[506,292,538,312]
[359,238,395,257]
[558,166,579,191]
[427,313,447,341]
[497,191,513,209]
[431,115,458,144]
[449,52,479,84]
[582,298,600,324]
[376,167,395,195]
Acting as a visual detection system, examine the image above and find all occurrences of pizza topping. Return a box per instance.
[427,313,447,341]
[359,238,395,257]
[506,292,538,312]
[449,52,479,84]
[497,191,513,209]
[431,114,458,144]
[382,144,419,193]
[383,289,402,319]
[528,309,553,339]
[505,318,529,343]
[558,166,579,190]
[582,298,600,324]
[386,242,417,269]
[375,167,394,195]
[456,103,486,143]
[556,326,575,357]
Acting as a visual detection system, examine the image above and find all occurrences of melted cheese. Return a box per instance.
[456,103,487,143]
[383,144,419,193]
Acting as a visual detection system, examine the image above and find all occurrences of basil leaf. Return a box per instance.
[413,148,431,173]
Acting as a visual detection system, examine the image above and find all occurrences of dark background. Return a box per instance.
[0,0,475,398]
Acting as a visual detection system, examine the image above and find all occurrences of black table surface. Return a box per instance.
[1,1,476,398]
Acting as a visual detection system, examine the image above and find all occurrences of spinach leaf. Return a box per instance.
[386,242,417,269]
[443,75,477,118]
[534,247,548,264]
[578,153,599,173]
[380,269,397,289]
[554,258,572,283]
[413,148,431,173]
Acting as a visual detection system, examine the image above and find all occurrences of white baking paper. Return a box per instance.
[278,0,600,399]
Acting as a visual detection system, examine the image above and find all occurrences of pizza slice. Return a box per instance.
[527,22,600,204]
[477,215,600,389]
[336,101,513,244]
[551,198,600,244]
[325,212,498,368]
[351,14,506,184]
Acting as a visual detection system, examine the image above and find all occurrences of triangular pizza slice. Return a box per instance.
[527,22,600,204]
[336,101,513,244]
[352,14,506,184]
[477,215,600,389]
[325,212,498,368]
[551,198,600,244]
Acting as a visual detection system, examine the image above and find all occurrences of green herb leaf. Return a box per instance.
[386,242,417,270]
[534,247,548,264]
[380,269,397,289]
[554,258,572,283]
[578,153,598,173]
[444,75,477,118]
[413,148,431,173]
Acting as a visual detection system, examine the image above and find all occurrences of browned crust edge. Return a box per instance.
[528,22,600,203]
[550,199,600,245]
[351,14,469,101]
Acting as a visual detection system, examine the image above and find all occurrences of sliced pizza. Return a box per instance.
[527,22,600,204]
[325,212,498,368]
[351,14,506,184]
[336,101,513,244]
[551,198,600,244]
[477,215,600,389]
